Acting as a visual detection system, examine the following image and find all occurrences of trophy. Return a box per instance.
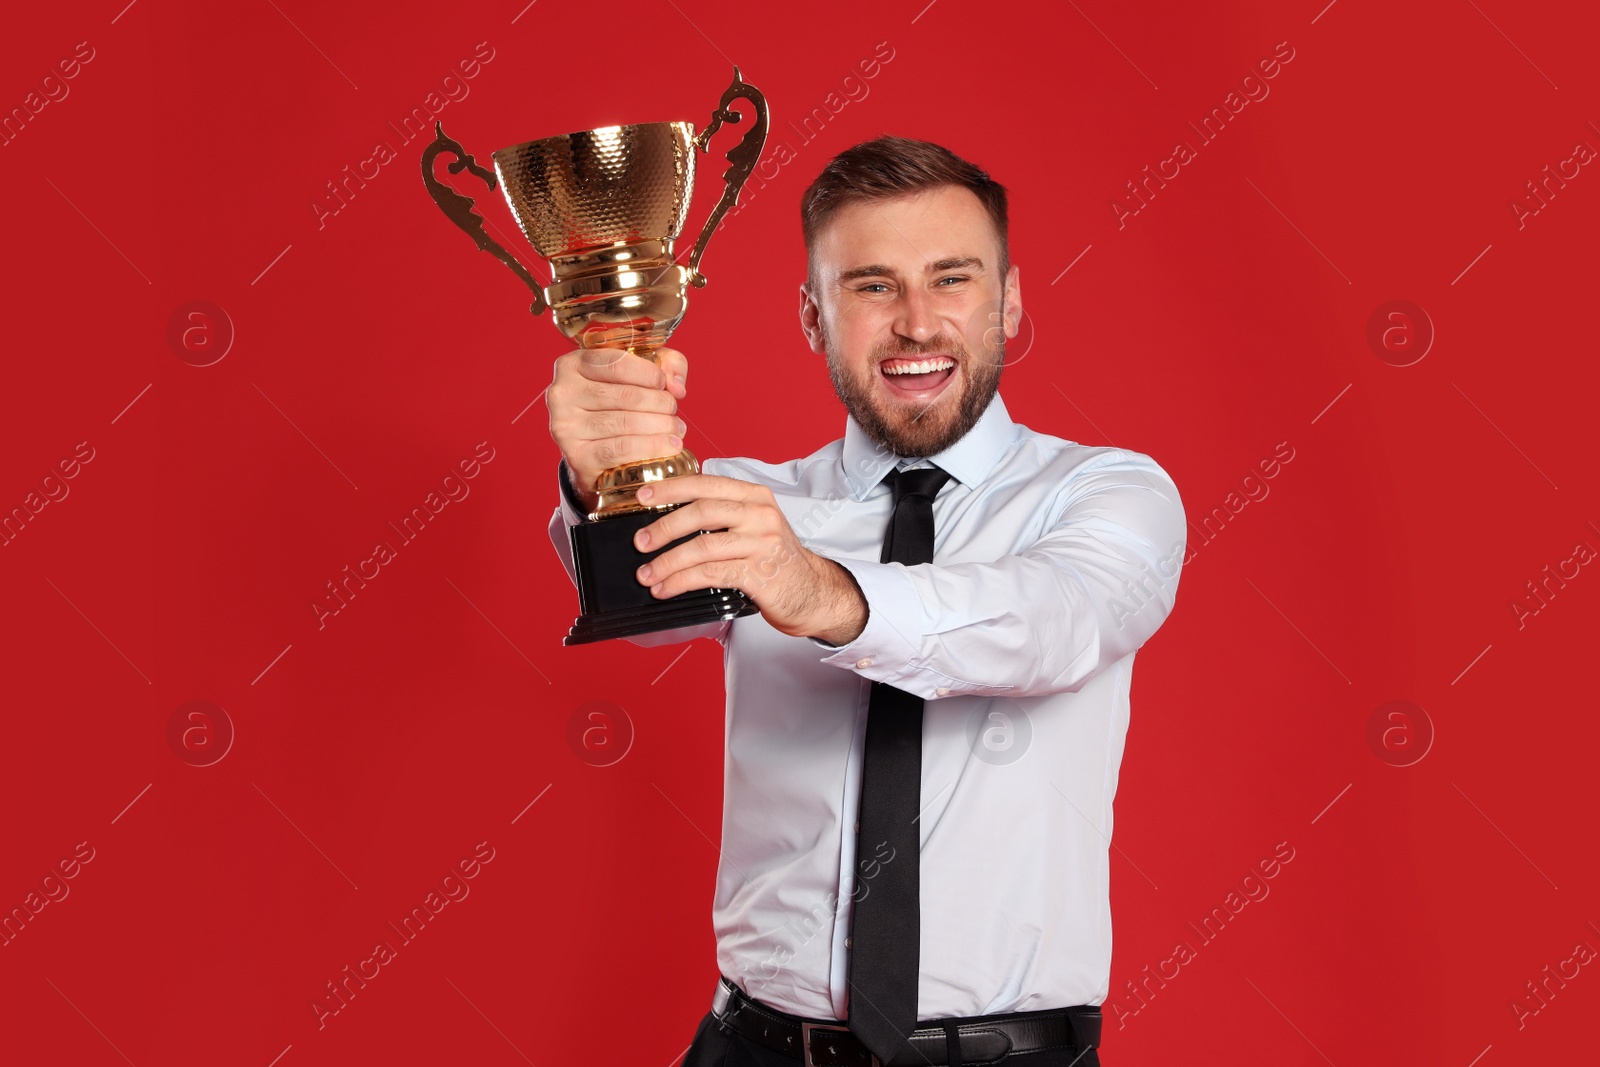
[422,67,769,645]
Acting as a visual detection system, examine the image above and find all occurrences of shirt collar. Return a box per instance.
[841,390,1019,501]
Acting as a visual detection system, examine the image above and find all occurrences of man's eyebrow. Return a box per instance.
[835,256,985,283]
[834,264,893,283]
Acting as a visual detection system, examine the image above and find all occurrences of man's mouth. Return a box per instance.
[879,355,957,399]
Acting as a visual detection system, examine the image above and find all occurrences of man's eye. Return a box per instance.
[937,276,968,286]
[857,283,891,293]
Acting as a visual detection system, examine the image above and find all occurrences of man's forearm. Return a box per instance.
[807,556,868,647]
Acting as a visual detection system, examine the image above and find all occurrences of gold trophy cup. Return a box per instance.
[422,67,768,645]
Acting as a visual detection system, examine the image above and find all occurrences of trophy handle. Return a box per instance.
[421,121,548,316]
[685,66,770,289]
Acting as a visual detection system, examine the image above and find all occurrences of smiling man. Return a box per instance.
[546,135,1187,1066]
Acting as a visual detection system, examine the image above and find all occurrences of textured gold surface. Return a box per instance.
[492,123,696,258]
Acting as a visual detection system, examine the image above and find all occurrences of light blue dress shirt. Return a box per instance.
[548,390,1187,1022]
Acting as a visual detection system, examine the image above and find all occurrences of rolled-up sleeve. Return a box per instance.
[810,451,1186,699]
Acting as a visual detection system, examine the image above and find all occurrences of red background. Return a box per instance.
[2,0,1596,1063]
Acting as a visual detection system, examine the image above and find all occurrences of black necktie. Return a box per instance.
[847,464,952,1064]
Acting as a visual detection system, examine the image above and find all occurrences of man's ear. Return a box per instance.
[798,281,827,355]
[1001,264,1022,339]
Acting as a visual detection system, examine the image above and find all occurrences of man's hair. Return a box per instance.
[800,134,1009,295]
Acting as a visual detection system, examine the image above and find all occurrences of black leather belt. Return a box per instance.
[710,976,1101,1067]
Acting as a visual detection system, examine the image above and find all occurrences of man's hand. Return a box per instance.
[630,474,868,645]
[546,346,689,514]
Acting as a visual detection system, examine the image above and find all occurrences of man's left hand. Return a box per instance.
[630,474,867,645]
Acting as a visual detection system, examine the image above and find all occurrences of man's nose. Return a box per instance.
[892,284,939,345]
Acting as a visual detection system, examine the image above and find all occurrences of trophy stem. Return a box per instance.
[590,446,701,519]
[621,342,663,363]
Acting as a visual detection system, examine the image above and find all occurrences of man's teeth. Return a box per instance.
[883,358,955,375]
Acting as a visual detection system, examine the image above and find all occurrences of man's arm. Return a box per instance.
[809,450,1187,700]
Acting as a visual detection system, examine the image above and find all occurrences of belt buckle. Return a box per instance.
[801,1021,880,1067]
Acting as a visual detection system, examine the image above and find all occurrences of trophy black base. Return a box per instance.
[565,505,760,646]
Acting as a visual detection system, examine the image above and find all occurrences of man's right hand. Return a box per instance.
[546,346,689,514]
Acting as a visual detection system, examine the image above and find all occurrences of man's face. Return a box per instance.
[799,184,1022,458]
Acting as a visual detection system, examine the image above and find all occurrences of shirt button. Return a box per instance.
[845,937,853,948]
[935,687,951,697]
[855,657,873,669]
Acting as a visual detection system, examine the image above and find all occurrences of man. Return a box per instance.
[546,135,1186,1066]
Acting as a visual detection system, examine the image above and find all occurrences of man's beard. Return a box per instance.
[820,318,1003,458]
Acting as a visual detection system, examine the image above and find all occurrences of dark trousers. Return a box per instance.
[681,1009,1104,1067]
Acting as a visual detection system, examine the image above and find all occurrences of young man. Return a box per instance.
[546,136,1186,1066]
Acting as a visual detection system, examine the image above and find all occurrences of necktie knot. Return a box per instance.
[884,464,952,507]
